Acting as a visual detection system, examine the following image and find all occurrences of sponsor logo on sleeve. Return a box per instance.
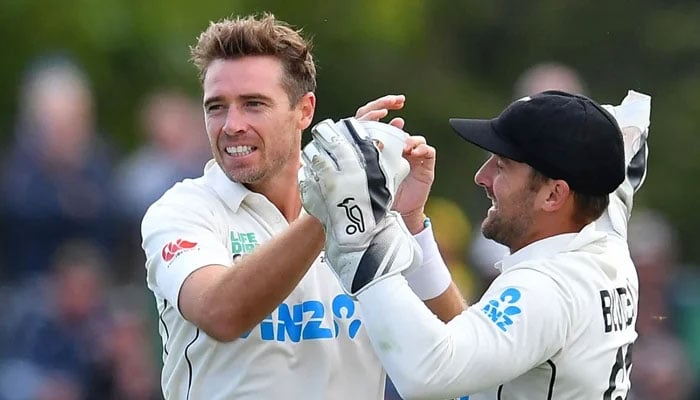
[481,287,522,332]
[161,239,198,262]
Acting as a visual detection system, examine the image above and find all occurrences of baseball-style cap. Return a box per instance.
[449,90,625,195]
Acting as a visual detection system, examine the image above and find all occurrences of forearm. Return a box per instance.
[402,210,427,235]
[357,277,490,399]
[406,221,466,322]
[184,214,325,340]
[424,282,467,322]
[358,271,568,400]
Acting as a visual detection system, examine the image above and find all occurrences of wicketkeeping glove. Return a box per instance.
[601,90,651,212]
[602,91,650,192]
[599,90,651,238]
[299,118,422,296]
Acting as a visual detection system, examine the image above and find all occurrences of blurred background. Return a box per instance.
[0,1,698,399]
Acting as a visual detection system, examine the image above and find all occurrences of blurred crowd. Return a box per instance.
[0,56,209,400]
[0,56,698,400]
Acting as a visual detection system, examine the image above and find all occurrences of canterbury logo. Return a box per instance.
[162,239,198,262]
[337,197,365,235]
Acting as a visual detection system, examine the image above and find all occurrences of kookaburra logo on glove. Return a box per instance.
[337,197,365,235]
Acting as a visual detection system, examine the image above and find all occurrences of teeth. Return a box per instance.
[225,145,254,156]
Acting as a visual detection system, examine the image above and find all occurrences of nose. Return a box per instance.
[474,155,495,188]
[223,107,247,136]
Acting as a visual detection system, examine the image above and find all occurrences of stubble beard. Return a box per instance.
[227,164,267,184]
[222,145,293,186]
[482,212,525,249]
[481,195,535,250]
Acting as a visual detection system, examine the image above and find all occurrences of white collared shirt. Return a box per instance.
[142,160,384,400]
[359,221,638,400]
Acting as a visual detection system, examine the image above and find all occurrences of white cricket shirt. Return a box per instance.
[359,216,638,400]
[142,160,384,400]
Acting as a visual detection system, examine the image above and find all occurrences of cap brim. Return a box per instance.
[449,118,525,161]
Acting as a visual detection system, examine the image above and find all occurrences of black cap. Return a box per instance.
[449,90,625,195]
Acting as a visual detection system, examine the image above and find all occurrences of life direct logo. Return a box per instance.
[240,294,362,342]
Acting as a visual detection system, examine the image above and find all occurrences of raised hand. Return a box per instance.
[355,94,406,129]
[601,91,651,197]
[354,94,436,233]
[598,90,651,239]
[298,118,422,296]
[393,136,436,233]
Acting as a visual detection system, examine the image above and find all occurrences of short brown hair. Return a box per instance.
[572,192,609,225]
[190,13,316,105]
[529,169,608,225]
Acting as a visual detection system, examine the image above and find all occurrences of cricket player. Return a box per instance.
[300,90,651,399]
[141,13,463,399]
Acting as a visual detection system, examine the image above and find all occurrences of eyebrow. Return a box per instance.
[496,154,515,164]
[203,95,224,109]
[203,93,275,109]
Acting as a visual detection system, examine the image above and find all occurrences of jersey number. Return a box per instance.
[603,343,633,400]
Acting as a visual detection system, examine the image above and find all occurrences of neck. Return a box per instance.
[246,159,303,222]
[510,218,585,253]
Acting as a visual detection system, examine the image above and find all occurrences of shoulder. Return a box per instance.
[503,243,637,312]
[492,259,580,318]
[488,266,563,307]
[476,268,572,349]
[142,176,224,230]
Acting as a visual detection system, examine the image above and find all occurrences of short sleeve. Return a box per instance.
[142,198,232,314]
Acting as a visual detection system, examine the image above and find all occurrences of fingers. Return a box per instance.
[309,119,369,174]
[302,140,336,178]
[355,94,406,121]
[403,136,436,170]
[311,119,344,150]
[300,142,318,168]
[306,119,348,173]
[408,144,435,160]
[403,135,426,148]
[356,109,388,122]
[407,146,436,169]
[403,136,430,156]
[312,119,355,165]
[389,117,405,130]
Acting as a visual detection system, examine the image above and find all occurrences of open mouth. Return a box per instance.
[487,198,498,213]
[225,145,256,157]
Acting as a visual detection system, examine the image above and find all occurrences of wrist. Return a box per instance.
[401,209,427,234]
[405,222,452,300]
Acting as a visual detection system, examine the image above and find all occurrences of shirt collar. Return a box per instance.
[202,159,251,212]
[495,222,607,272]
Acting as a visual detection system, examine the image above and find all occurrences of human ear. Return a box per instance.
[297,92,316,130]
[541,179,571,212]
